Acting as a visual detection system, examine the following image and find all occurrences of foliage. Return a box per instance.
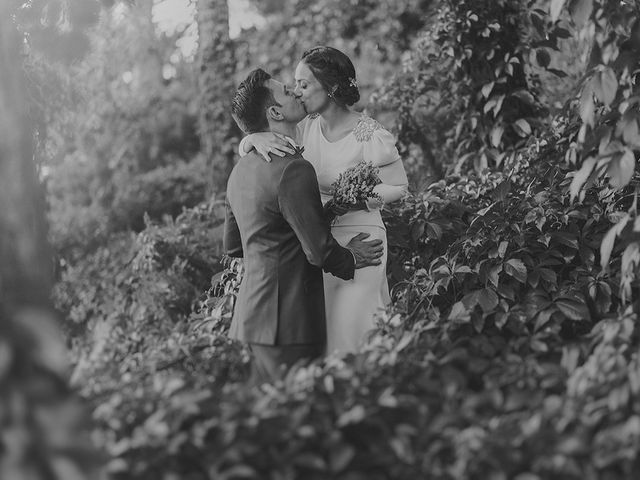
[38,4,204,259]
[556,0,640,302]
[82,101,640,478]
[16,0,102,63]
[54,202,227,383]
[78,66,640,477]
[374,0,560,179]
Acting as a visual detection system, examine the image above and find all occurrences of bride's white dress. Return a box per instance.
[298,114,407,354]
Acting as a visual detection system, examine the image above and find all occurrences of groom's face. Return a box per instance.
[267,79,307,123]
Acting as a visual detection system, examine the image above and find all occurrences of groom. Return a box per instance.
[225,68,383,385]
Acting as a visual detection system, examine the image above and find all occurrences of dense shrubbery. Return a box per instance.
[55,202,228,385]
[38,7,204,261]
[84,102,640,478]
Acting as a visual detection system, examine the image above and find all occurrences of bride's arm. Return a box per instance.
[363,128,409,209]
[238,132,295,161]
[238,116,309,161]
[368,183,408,209]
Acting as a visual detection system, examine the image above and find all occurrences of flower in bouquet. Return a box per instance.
[331,161,382,206]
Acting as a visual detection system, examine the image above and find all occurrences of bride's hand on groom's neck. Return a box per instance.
[245,132,296,162]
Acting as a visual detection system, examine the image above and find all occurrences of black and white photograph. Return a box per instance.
[2,0,640,478]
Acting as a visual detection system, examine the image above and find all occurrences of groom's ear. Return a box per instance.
[266,105,283,121]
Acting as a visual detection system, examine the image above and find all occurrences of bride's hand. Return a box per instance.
[245,132,296,162]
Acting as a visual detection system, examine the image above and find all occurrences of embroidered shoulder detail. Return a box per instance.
[353,116,383,142]
[307,113,320,120]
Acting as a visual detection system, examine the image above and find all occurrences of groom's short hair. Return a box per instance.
[231,68,280,134]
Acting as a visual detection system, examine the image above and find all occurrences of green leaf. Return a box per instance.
[569,0,593,28]
[534,308,555,331]
[538,268,557,285]
[550,0,567,22]
[606,148,635,189]
[561,345,581,373]
[579,82,595,126]
[448,301,471,323]
[498,241,508,258]
[600,214,630,268]
[528,269,541,288]
[492,180,512,203]
[536,48,551,68]
[569,156,596,201]
[484,97,497,114]
[555,295,590,321]
[481,81,495,99]
[488,264,502,288]
[622,117,640,148]
[330,444,355,473]
[599,68,618,107]
[490,125,504,147]
[337,405,366,426]
[504,258,527,283]
[514,119,532,136]
[426,222,443,240]
[462,290,481,309]
[551,231,579,249]
[512,89,536,105]
[478,288,499,312]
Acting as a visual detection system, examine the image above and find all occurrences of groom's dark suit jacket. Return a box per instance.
[224,149,355,346]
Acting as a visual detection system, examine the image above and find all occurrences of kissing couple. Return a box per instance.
[224,46,408,385]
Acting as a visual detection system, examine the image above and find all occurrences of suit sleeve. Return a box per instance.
[278,160,355,280]
[223,196,243,258]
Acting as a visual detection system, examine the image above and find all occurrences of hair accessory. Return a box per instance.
[349,77,358,88]
[328,84,338,99]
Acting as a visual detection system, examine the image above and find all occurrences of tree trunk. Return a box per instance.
[0,3,99,478]
[197,0,239,194]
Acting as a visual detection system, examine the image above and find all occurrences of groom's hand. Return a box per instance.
[346,232,384,269]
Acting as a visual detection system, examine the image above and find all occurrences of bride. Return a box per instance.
[239,46,408,354]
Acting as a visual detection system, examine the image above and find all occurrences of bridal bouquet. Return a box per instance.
[331,160,382,206]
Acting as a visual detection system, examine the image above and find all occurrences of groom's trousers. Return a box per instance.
[248,343,324,386]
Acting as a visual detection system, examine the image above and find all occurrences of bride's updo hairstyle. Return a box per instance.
[301,46,360,107]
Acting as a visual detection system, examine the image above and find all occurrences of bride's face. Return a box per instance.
[294,61,330,115]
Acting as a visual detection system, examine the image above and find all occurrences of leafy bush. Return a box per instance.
[110,157,209,231]
[54,202,228,383]
[81,102,640,478]
[39,8,204,259]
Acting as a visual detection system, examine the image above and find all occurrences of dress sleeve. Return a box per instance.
[362,128,408,207]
